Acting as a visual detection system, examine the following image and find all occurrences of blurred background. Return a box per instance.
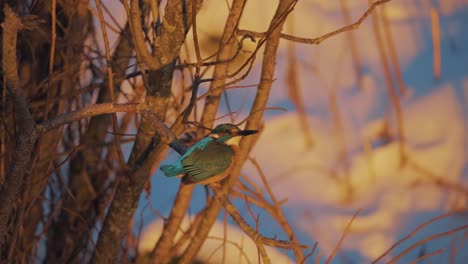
[1,0,466,263]
[140,0,468,263]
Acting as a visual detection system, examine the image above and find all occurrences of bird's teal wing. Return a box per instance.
[179,137,213,160]
[160,164,184,177]
[181,141,234,184]
[160,137,214,177]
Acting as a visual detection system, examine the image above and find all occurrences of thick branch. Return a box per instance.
[34,104,186,154]
[178,0,299,262]
[91,60,176,263]
[150,1,248,263]
[44,21,136,262]
[36,103,142,134]
[128,0,203,71]
[0,6,37,244]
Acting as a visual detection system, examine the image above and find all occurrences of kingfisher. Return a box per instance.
[160,124,258,185]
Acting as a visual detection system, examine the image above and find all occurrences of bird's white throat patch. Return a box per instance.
[224,136,241,146]
[209,133,220,139]
[209,133,240,146]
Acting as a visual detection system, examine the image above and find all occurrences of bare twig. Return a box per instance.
[408,159,468,198]
[430,7,441,80]
[149,184,194,263]
[95,0,126,168]
[210,184,306,251]
[369,0,406,165]
[372,209,468,263]
[285,22,313,148]
[409,248,445,264]
[237,0,393,45]
[339,0,364,90]
[178,1,299,263]
[250,158,305,261]
[151,1,248,263]
[326,209,362,264]
[45,0,57,118]
[381,5,407,95]
[35,103,143,134]
[387,225,467,264]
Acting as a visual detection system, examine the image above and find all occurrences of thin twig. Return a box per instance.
[35,103,143,134]
[237,0,393,45]
[339,0,364,90]
[369,0,406,165]
[372,209,467,263]
[249,157,304,261]
[430,7,441,80]
[381,5,407,95]
[409,248,445,264]
[210,184,307,251]
[325,209,362,264]
[387,225,467,264]
[45,0,57,119]
[179,1,299,262]
[95,0,127,169]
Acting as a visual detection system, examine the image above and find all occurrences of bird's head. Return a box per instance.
[209,124,258,143]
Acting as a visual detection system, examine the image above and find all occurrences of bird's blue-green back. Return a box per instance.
[160,137,214,177]
[181,139,234,184]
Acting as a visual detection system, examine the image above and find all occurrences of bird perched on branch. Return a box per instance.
[160,124,258,185]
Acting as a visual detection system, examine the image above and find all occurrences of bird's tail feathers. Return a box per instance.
[160,165,184,177]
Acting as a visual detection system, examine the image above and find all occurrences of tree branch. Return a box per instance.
[150,0,248,262]
[178,0,300,262]
[0,5,37,245]
[127,0,203,71]
[237,0,393,45]
[210,184,307,250]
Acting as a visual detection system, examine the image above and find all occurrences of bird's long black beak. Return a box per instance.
[237,129,258,136]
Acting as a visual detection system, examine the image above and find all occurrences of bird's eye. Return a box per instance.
[225,130,231,134]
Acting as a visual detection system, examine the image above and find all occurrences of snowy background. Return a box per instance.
[109,0,468,263]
